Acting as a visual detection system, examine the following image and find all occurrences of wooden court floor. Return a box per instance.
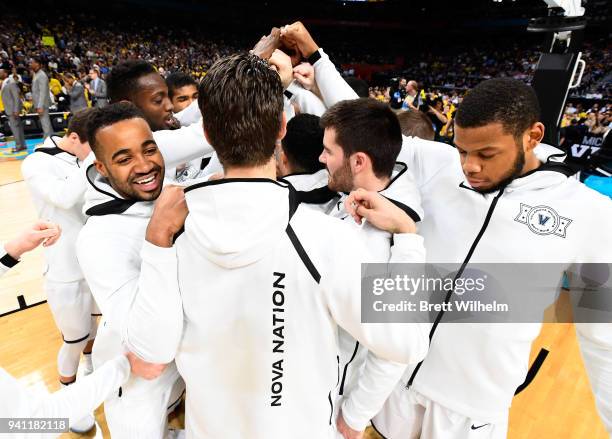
[0,160,607,438]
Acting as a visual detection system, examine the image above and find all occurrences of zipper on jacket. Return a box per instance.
[406,187,506,389]
[339,342,360,396]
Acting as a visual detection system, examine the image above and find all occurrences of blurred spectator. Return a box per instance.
[0,67,26,152]
[397,110,435,141]
[30,56,53,138]
[88,67,107,108]
[64,72,87,113]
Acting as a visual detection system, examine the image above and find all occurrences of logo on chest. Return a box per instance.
[514,203,572,238]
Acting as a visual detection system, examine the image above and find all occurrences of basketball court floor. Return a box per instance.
[0,138,607,438]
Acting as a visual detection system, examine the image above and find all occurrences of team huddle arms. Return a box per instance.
[3,18,611,439]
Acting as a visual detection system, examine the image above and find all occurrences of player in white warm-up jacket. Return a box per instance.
[367,81,612,438]
[279,21,612,438]
[21,111,101,433]
[76,104,184,439]
[123,54,430,439]
[0,222,166,439]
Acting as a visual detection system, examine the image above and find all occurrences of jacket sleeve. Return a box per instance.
[174,100,201,126]
[312,48,358,107]
[340,233,428,430]
[6,355,130,421]
[77,227,142,343]
[286,81,327,116]
[123,241,184,364]
[21,155,88,210]
[398,135,460,188]
[0,245,19,277]
[317,224,429,429]
[153,121,214,170]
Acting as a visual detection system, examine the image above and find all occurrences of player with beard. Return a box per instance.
[76,103,184,439]
[121,53,431,439]
[278,23,612,436]
[344,78,612,439]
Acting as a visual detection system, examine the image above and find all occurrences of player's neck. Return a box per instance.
[352,172,390,193]
[224,157,277,180]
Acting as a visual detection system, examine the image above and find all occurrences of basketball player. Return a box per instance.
[166,71,199,113]
[122,53,430,439]
[0,222,165,439]
[21,110,99,433]
[76,103,184,439]
[283,21,612,438]
[358,79,612,438]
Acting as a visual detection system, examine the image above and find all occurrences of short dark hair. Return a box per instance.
[67,108,93,143]
[31,56,43,65]
[107,60,158,103]
[320,98,402,178]
[281,114,324,174]
[198,54,283,168]
[86,102,145,156]
[455,78,540,141]
[397,110,435,140]
[166,72,197,99]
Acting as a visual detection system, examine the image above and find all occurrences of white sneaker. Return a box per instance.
[70,413,95,434]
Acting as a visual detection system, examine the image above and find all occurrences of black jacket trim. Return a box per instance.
[35,137,74,157]
[173,225,185,244]
[287,184,300,220]
[85,164,122,201]
[339,341,360,396]
[200,156,212,170]
[63,333,90,344]
[407,186,506,388]
[296,186,340,206]
[184,177,289,194]
[307,50,322,65]
[383,161,408,191]
[0,253,19,268]
[384,197,421,223]
[370,419,390,439]
[327,390,333,425]
[515,348,549,395]
[284,90,293,100]
[281,171,319,179]
[85,199,136,216]
[459,160,575,193]
[285,224,321,284]
[167,389,186,410]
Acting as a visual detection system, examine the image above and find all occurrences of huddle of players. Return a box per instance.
[12,21,612,439]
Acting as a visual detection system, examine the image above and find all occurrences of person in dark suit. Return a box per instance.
[30,56,53,138]
[64,73,88,113]
[88,68,107,108]
[0,67,26,152]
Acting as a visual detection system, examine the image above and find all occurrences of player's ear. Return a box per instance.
[94,160,108,178]
[525,122,545,152]
[351,152,368,174]
[277,112,287,142]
